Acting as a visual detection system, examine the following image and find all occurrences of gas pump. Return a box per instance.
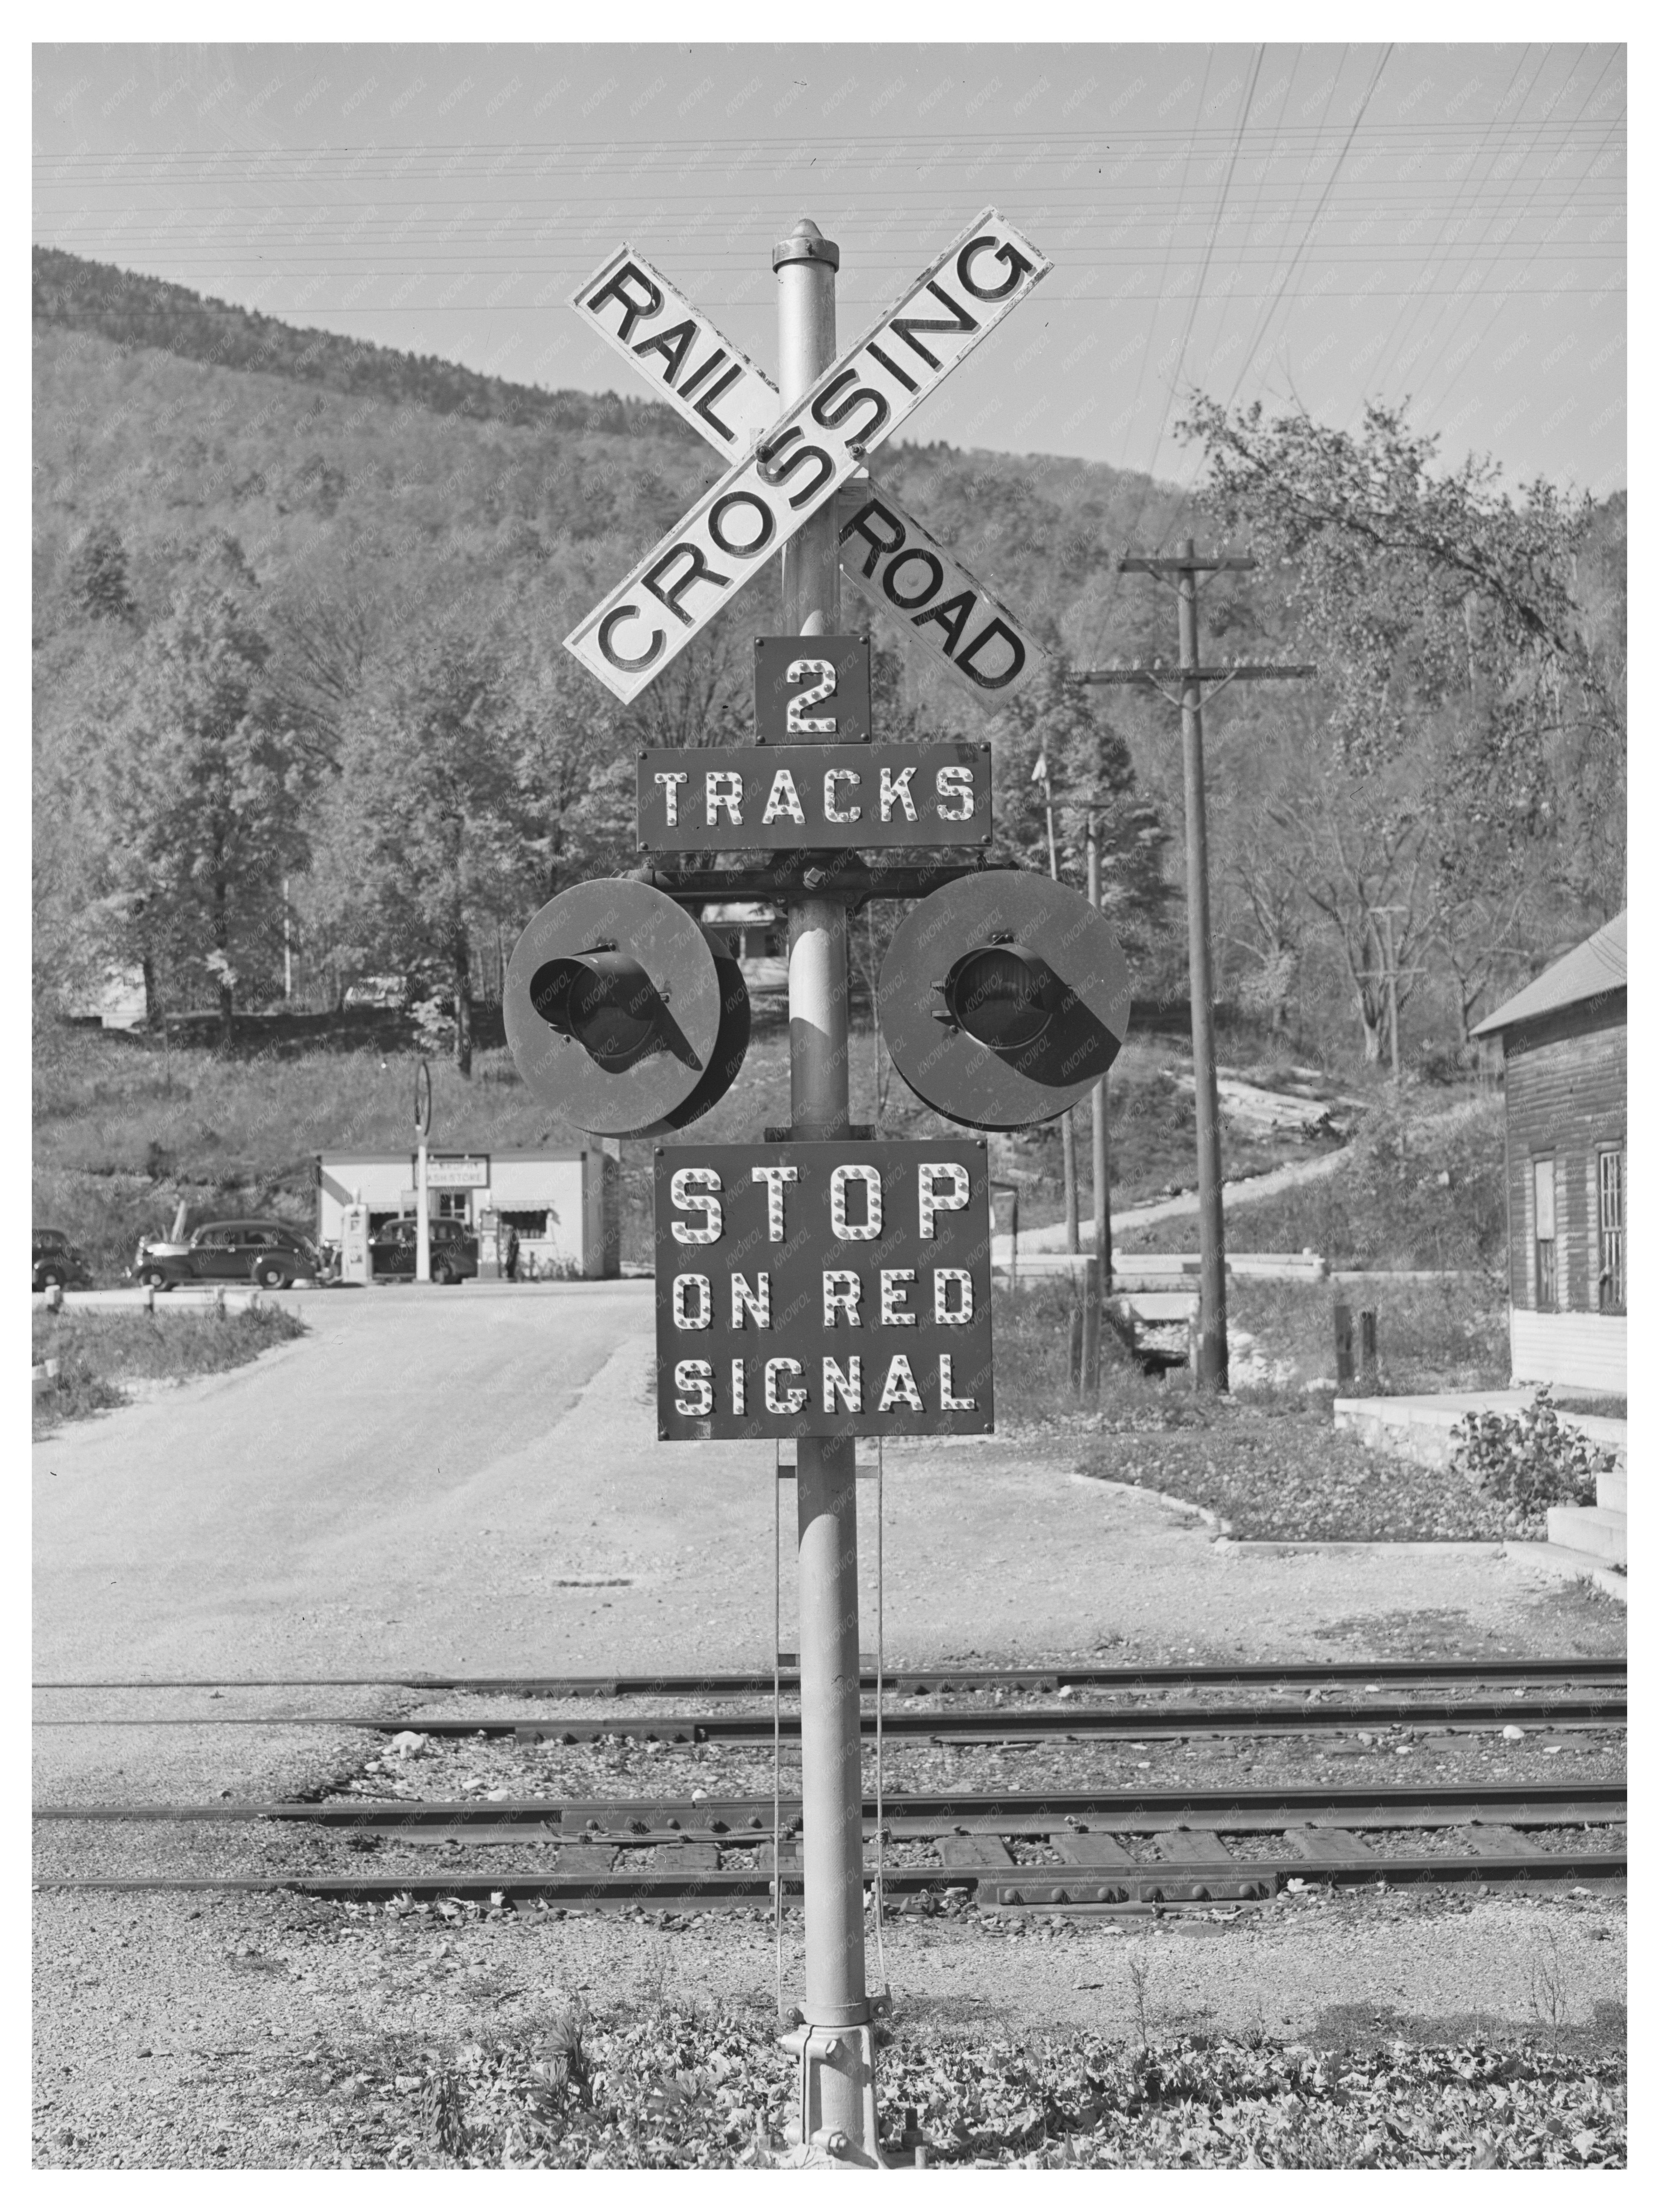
[338,1199,372,1287]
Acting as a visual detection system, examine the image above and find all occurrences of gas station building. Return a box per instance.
[314,1147,620,1277]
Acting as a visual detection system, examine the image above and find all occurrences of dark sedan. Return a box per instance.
[33,1228,91,1292]
[133,1219,327,1292]
[369,1217,478,1284]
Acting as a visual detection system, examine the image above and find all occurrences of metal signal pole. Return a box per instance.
[1084,544,1314,1392]
[772,217,877,2163]
[1086,813,1112,1300]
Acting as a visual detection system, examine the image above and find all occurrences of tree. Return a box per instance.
[63,521,136,625]
[1179,396,1626,943]
[986,659,1173,951]
[77,585,305,1046]
[308,623,540,1076]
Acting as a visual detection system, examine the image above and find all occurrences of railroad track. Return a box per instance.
[34,1657,1628,1694]
[35,1781,1626,1910]
[34,1651,1626,1914]
[32,1658,1627,1745]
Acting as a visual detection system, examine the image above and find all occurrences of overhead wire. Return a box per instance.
[1354,44,1545,423]
[1211,41,1395,435]
[1135,44,1265,532]
[1408,51,1621,421]
[1079,48,1218,667]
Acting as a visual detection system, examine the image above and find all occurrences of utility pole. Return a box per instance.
[1032,751,1080,1252]
[1081,543,1314,1392]
[1086,813,1112,1297]
[773,217,873,2158]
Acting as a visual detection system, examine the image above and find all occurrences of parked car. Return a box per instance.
[369,1215,479,1284]
[132,1218,327,1292]
[33,1228,91,1292]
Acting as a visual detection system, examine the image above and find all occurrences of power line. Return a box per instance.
[1214,42,1395,429]
[1140,46,1265,523]
[1409,55,1622,417]
[1355,43,1546,420]
[31,116,1627,166]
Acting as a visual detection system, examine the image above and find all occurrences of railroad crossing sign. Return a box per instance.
[566,210,1051,705]
[655,1140,994,1441]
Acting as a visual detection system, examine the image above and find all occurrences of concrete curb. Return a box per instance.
[1502,1540,1628,1605]
[1211,1539,1508,1557]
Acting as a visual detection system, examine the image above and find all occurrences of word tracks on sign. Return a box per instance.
[565,210,1050,704]
[636,742,991,853]
[655,1141,994,1441]
[570,244,1048,708]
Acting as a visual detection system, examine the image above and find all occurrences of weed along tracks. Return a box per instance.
[34,1655,1626,1912]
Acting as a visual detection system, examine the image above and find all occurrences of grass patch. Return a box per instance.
[31,1304,308,1434]
[1072,1403,1548,1542]
[1122,1090,1506,1271]
[285,1994,1624,2169]
[1228,1273,1510,1395]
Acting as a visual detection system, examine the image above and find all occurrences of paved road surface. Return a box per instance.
[34,1278,1609,1808]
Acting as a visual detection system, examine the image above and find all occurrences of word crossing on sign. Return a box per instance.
[565,210,1050,703]
[635,741,991,853]
[571,244,1048,708]
[654,1140,994,1441]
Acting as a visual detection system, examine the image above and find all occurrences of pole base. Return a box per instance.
[779,2021,887,2168]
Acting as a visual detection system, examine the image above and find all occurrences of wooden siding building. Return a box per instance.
[1473,912,1626,1394]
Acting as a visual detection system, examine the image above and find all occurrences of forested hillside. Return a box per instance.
[33,247,1624,1075]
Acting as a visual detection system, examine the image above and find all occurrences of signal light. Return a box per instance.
[878,873,1130,1130]
[504,880,750,1136]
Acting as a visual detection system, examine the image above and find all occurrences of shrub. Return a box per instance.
[1449,1387,1614,1528]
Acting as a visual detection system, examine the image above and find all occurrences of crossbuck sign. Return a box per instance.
[566,209,1050,705]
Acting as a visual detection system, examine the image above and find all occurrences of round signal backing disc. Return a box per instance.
[878,871,1131,1130]
[504,879,747,1137]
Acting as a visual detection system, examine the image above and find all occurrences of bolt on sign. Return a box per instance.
[569,243,1048,707]
[565,210,1051,703]
[636,741,992,853]
[654,1141,994,1441]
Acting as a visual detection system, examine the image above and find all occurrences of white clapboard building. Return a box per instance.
[314,1147,619,1278]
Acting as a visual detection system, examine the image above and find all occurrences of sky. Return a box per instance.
[31,37,1627,502]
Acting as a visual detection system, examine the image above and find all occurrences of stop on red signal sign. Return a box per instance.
[654,1140,993,1441]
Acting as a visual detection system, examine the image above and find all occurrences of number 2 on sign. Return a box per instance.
[785,658,838,735]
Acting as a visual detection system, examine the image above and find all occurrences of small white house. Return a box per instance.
[315,1146,619,1277]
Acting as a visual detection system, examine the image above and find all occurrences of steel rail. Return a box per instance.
[30,1694,1627,1738]
[31,1657,1627,1693]
[35,1779,1627,1829]
[34,1848,1627,1907]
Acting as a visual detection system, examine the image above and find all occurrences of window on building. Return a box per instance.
[1533,1158,1557,1311]
[1598,1148,1625,1314]
[436,1192,469,1220]
[500,1209,550,1236]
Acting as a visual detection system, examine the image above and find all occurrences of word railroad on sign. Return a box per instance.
[566,210,1050,703]
[654,1141,994,1442]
